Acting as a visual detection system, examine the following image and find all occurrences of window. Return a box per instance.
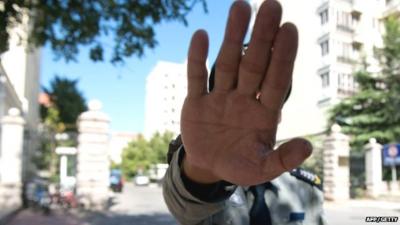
[320,9,329,25]
[336,11,353,31]
[338,42,352,59]
[320,40,329,56]
[338,73,357,93]
[320,72,330,88]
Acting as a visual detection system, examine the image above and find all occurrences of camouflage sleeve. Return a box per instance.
[162,146,236,225]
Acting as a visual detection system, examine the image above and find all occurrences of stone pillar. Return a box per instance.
[323,124,350,201]
[76,100,110,209]
[0,108,25,211]
[365,138,383,198]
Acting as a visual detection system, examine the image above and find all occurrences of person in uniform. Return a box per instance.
[163,0,327,224]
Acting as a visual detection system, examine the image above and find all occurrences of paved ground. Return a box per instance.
[78,183,177,225]
[7,209,82,225]
[325,200,400,225]
[7,183,400,225]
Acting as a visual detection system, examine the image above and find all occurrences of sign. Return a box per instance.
[55,147,77,155]
[383,144,400,166]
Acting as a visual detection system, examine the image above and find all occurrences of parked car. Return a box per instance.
[133,174,150,186]
[110,169,124,192]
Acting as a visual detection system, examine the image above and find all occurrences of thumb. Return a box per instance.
[261,138,313,181]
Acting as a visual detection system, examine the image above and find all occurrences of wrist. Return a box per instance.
[182,155,220,184]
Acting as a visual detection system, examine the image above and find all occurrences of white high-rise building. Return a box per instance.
[251,0,394,141]
[144,0,399,142]
[144,61,187,139]
[109,132,138,164]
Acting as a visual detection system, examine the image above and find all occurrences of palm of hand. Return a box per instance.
[181,0,312,186]
[182,92,280,185]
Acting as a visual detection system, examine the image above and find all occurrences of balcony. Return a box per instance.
[352,29,364,48]
[383,0,400,18]
[336,24,354,33]
[337,88,356,99]
[351,0,363,17]
[337,56,357,64]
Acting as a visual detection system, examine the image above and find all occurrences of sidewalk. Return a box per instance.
[0,207,21,225]
[6,209,83,225]
[325,199,400,211]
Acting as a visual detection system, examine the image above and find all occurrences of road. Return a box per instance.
[88,183,400,225]
[325,200,400,225]
[9,183,400,225]
[79,183,178,225]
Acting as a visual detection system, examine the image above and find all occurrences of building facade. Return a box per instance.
[109,131,138,164]
[0,13,41,215]
[144,0,398,142]
[144,61,187,139]
[250,0,396,141]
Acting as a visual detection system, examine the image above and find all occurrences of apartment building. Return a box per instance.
[144,61,187,139]
[144,0,398,142]
[250,0,395,141]
[109,132,138,164]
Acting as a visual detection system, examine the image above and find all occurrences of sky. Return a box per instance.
[41,0,246,133]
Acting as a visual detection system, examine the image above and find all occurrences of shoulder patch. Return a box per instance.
[290,168,323,191]
[167,135,182,165]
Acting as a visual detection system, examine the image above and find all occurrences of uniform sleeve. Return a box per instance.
[162,146,236,225]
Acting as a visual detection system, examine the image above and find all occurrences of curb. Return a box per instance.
[0,207,23,225]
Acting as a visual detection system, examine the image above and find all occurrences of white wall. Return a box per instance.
[109,132,138,164]
[144,61,187,139]
[276,0,327,140]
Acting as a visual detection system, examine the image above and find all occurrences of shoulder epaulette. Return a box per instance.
[290,168,323,191]
[167,135,182,165]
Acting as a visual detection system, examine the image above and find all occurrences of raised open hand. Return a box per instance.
[181,0,312,186]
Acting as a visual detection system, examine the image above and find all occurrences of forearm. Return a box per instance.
[162,146,236,224]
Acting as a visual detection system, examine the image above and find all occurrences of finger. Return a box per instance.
[259,23,298,111]
[261,138,312,180]
[237,0,282,96]
[187,29,209,98]
[214,0,251,92]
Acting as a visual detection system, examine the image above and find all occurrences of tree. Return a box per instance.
[329,16,400,150]
[0,0,207,64]
[329,17,400,184]
[36,76,86,179]
[300,135,324,178]
[121,135,153,178]
[41,75,87,131]
[121,131,174,178]
[149,131,174,163]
